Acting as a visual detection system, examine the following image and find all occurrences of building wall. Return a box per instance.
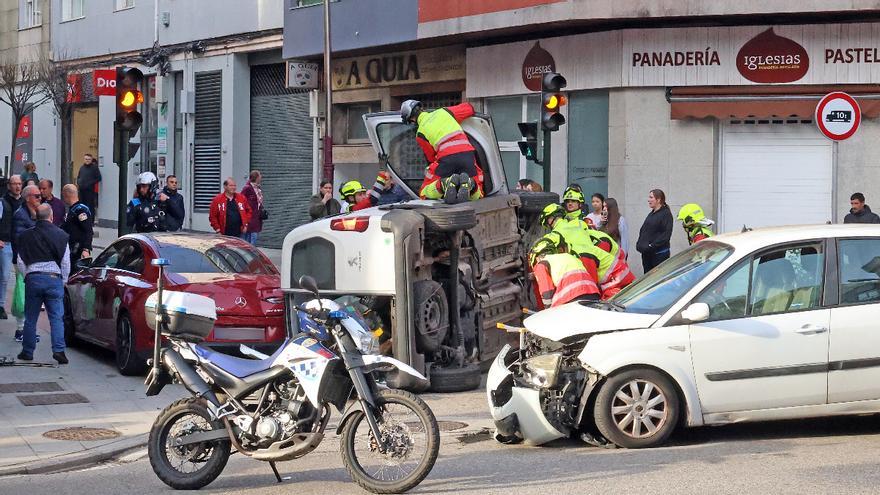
[837,119,880,218]
[608,88,716,275]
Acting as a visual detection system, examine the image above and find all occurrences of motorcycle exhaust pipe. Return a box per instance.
[163,348,222,407]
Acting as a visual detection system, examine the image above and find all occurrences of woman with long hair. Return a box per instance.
[308,179,341,220]
[636,189,673,273]
[601,197,629,258]
[586,193,605,229]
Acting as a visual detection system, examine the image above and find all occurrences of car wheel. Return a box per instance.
[514,191,560,214]
[116,312,147,376]
[428,362,482,393]
[63,291,78,347]
[593,368,680,449]
[412,281,449,353]
[418,204,477,232]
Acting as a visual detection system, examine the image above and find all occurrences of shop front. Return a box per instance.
[467,23,880,271]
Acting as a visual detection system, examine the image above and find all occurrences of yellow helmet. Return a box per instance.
[562,187,585,204]
[539,203,566,228]
[339,180,366,198]
[529,232,565,266]
[678,203,706,226]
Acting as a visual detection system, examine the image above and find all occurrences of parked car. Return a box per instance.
[282,111,557,393]
[65,233,286,375]
[487,224,880,448]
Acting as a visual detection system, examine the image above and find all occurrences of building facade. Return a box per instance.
[285,0,880,274]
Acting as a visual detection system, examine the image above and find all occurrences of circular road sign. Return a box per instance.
[816,92,861,141]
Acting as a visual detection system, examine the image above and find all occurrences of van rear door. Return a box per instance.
[363,111,509,197]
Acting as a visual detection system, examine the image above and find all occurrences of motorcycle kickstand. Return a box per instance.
[268,461,287,483]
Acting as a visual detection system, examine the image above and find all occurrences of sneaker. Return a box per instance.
[52,352,68,365]
[456,173,473,203]
[16,351,33,361]
[443,175,464,205]
[0,307,8,319]
[14,330,22,342]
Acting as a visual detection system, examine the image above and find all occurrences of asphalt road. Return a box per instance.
[4,413,880,495]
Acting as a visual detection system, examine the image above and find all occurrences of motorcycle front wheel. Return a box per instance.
[340,389,440,494]
[148,398,231,490]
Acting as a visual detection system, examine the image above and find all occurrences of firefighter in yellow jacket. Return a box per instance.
[530,232,600,307]
[678,203,714,245]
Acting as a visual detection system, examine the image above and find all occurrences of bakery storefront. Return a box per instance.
[329,45,466,189]
[468,24,880,256]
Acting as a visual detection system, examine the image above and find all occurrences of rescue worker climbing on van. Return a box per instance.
[678,203,714,245]
[562,186,587,224]
[400,99,484,204]
[338,172,393,213]
[530,232,600,307]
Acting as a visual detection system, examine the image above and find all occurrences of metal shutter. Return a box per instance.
[250,64,313,248]
[193,71,222,211]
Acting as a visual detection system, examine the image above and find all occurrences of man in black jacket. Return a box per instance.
[162,175,185,231]
[844,193,880,224]
[76,154,101,218]
[61,184,94,265]
[0,175,23,321]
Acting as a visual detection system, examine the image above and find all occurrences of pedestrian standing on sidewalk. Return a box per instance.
[601,198,629,258]
[636,189,673,273]
[844,192,880,224]
[61,184,94,265]
[208,177,252,238]
[309,180,341,220]
[0,175,23,321]
[586,193,605,230]
[21,162,39,186]
[241,170,267,245]
[39,179,65,227]
[11,184,40,341]
[16,204,70,364]
[162,175,186,231]
[76,154,101,217]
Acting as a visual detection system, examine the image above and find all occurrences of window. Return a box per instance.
[838,239,880,305]
[295,0,324,6]
[159,244,277,275]
[691,243,824,322]
[61,0,84,21]
[115,0,135,10]
[291,238,335,290]
[94,241,143,273]
[486,96,542,190]
[93,244,120,268]
[750,244,823,316]
[344,102,379,143]
[20,0,42,28]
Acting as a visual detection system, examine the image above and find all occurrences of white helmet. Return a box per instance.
[137,171,158,186]
[400,99,422,123]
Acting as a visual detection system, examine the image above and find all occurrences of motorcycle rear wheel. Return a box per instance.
[340,389,440,494]
[148,398,231,490]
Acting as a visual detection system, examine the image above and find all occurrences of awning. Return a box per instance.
[669,85,880,120]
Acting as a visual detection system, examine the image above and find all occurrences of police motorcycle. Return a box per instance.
[144,258,440,493]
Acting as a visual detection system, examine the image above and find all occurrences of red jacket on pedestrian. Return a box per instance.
[208,192,252,235]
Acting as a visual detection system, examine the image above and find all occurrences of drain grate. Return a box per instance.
[0,382,63,393]
[17,393,89,406]
[43,427,120,442]
[405,420,468,432]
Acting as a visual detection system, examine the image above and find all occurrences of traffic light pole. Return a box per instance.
[542,129,552,192]
[114,124,129,237]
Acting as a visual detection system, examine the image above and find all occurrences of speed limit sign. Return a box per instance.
[816,92,861,141]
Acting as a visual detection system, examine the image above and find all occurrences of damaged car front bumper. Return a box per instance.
[485,344,566,446]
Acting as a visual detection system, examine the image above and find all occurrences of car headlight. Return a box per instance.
[522,352,562,389]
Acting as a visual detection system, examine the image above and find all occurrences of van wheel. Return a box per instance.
[515,191,560,214]
[418,204,477,232]
[413,281,449,353]
[428,363,481,393]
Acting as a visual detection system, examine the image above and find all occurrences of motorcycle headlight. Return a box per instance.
[356,330,379,354]
[522,353,562,389]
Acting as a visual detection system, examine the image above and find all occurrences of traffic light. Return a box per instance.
[114,67,143,163]
[541,72,567,132]
[517,122,541,164]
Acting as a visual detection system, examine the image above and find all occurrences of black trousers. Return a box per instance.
[434,151,478,178]
[641,249,670,273]
[80,190,98,216]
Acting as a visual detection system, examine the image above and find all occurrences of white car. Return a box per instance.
[487,224,880,448]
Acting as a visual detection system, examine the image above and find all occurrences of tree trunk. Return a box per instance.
[8,114,21,178]
[60,109,72,185]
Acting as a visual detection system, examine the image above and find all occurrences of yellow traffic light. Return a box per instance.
[121,91,136,107]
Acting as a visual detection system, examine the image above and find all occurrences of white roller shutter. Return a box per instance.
[721,122,833,233]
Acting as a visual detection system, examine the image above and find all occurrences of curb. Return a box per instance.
[0,434,148,477]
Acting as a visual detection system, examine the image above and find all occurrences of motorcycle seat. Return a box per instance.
[193,342,287,379]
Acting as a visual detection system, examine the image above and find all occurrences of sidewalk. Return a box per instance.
[91,225,283,268]
[0,310,185,475]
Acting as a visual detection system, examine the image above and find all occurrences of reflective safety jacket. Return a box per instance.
[685,224,713,245]
[533,253,600,307]
[552,219,615,282]
[415,103,476,163]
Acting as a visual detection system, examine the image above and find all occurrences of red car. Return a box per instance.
[64,233,286,375]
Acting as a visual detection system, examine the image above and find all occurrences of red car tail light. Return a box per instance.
[330,216,370,232]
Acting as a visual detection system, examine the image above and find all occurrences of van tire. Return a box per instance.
[515,192,560,214]
[428,363,482,393]
[418,204,477,232]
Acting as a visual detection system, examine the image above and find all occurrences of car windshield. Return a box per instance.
[612,241,734,315]
[158,241,278,275]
